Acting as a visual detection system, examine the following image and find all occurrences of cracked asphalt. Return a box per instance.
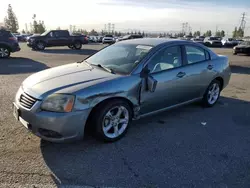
[0,44,250,188]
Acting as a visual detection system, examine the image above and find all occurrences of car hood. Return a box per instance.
[103,37,113,40]
[22,63,116,98]
[236,45,250,48]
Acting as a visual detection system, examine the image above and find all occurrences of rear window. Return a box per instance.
[0,30,12,37]
[105,35,113,37]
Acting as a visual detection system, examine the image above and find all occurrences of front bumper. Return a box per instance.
[14,90,91,143]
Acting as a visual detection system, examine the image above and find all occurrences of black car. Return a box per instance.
[233,41,250,55]
[0,29,21,58]
[118,34,143,42]
[27,30,88,50]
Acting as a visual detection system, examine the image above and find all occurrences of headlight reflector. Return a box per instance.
[41,94,75,112]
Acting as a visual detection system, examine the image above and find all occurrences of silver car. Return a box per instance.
[13,39,231,143]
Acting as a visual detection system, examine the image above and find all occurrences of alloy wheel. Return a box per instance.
[207,83,220,105]
[0,48,9,58]
[102,105,129,139]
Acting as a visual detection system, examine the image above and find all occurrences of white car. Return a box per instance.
[102,35,114,44]
[221,38,238,47]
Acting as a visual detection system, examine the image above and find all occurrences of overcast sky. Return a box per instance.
[0,0,249,35]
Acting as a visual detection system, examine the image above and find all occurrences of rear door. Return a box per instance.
[181,44,214,99]
[55,31,70,46]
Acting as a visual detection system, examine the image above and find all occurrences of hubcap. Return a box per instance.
[37,43,44,49]
[0,48,9,57]
[207,83,220,104]
[102,106,129,139]
[75,43,81,48]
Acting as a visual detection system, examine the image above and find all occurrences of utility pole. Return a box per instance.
[108,23,111,34]
[215,25,218,35]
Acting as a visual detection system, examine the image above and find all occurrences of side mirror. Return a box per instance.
[147,75,157,92]
[140,67,157,93]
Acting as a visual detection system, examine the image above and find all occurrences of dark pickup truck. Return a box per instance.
[27,30,88,50]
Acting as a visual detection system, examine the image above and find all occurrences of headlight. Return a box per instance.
[233,46,236,50]
[41,94,75,112]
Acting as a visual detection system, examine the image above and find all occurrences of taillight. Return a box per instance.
[84,37,88,40]
[9,37,17,41]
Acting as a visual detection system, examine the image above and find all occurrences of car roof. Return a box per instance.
[118,38,188,46]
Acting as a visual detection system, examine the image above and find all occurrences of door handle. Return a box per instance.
[176,72,186,78]
[207,65,213,70]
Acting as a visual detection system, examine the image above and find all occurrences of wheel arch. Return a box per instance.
[84,96,136,132]
[214,76,224,90]
[0,43,11,52]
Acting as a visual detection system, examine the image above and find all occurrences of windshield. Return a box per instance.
[105,35,113,37]
[41,30,50,36]
[240,41,250,45]
[86,43,153,74]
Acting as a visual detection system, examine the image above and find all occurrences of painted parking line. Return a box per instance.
[7,65,33,68]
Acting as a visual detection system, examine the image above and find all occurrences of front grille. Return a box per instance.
[19,93,37,109]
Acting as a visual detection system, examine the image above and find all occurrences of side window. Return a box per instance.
[148,46,182,73]
[58,31,68,37]
[185,45,206,64]
[49,32,54,37]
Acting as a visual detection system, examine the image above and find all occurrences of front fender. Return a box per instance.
[73,75,142,113]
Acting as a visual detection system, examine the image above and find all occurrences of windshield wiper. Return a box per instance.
[90,64,115,74]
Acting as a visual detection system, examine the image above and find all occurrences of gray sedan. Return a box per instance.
[13,39,231,142]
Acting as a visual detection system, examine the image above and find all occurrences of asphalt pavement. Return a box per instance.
[0,43,250,188]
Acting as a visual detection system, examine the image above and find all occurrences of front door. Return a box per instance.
[140,45,187,114]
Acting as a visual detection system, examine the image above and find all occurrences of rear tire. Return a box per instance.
[93,99,132,142]
[202,80,221,107]
[73,41,82,50]
[0,46,10,58]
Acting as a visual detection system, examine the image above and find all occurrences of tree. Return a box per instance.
[205,30,212,37]
[56,26,61,30]
[32,15,46,34]
[188,32,192,36]
[233,27,238,38]
[193,31,201,37]
[4,4,19,33]
[232,27,244,38]
[238,27,244,38]
[138,31,141,35]
[89,29,98,36]
[37,20,46,33]
[21,29,26,34]
[215,30,221,37]
[220,30,225,37]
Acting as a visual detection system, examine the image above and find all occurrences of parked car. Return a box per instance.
[191,38,204,44]
[102,34,115,44]
[97,36,103,43]
[0,29,20,58]
[26,30,88,50]
[221,38,238,47]
[233,41,250,55]
[13,38,231,143]
[204,37,222,47]
[16,34,28,42]
[117,34,143,42]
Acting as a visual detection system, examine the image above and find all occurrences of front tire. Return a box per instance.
[93,100,132,142]
[0,46,10,58]
[36,41,45,50]
[202,80,221,107]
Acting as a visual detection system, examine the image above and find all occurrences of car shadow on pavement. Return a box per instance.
[40,96,250,187]
[40,49,98,56]
[230,65,250,74]
[0,57,49,75]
